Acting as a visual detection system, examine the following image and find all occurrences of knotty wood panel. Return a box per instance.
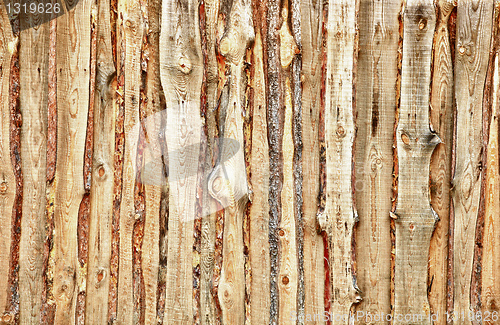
[0,0,499,324]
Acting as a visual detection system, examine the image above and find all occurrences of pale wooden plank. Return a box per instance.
[299,0,324,319]
[116,0,144,322]
[207,0,253,321]
[159,0,204,320]
[52,0,92,323]
[317,0,360,322]
[452,1,493,323]
[428,1,455,323]
[278,76,298,325]
[0,6,15,319]
[248,30,271,325]
[481,8,500,321]
[354,0,400,322]
[392,1,438,324]
[18,17,50,325]
[84,0,116,320]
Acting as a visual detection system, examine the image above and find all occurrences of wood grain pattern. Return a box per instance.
[317,0,360,322]
[18,16,49,324]
[159,0,203,320]
[0,7,15,320]
[481,4,500,320]
[354,1,400,322]
[116,0,144,321]
[52,1,92,322]
[207,0,253,321]
[428,1,455,323]
[84,0,116,320]
[299,0,324,320]
[248,30,271,325]
[452,1,493,323]
[392,1,438,324]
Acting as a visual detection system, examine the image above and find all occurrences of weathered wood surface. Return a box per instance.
[452,1,493,324]
[393,1,438,324]
[428,1,455,323]
[2,0,500,324]
[354,0,400,323]
[317,0,360,323]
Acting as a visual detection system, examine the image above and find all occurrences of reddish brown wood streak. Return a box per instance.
[7,15,21,325]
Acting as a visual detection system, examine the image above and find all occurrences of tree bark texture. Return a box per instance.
[0,0,499,324]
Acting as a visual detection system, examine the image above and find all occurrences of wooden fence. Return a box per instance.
[0,0,499,324]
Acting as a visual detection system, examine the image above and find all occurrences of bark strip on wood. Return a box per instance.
[0,7,16,322]
[354,0,400,322]
[428,1,455,324]
[392,1,439,324]
[316,0,361,322]
[452,1,493,323]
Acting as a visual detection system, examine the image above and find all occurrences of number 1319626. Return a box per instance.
[5,1,60,14]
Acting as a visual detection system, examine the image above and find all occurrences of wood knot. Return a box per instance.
[178,56,192,74]
[219,37,231,57]
[459,46,466,55]
[278,229,285,236]
[212,176,223,193]
[97,165,106,178]
[282,276,289,285]
[0,182,7,194]
[401,133,410,145]
[1,312,13,324]
[336,125,345,137]
[418,19,427,30]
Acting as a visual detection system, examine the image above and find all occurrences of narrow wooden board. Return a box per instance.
[481,6,500,320]
[0,6,15,319]
[116,0,144,322]
[159,0,204,320]
[392,1,438,324]
[428,1,455,323]
[299,0,325,319]
[84,0,116,320]
[317,0,360,321]
[52,0,92,322]
[247,30,271,325]
[452,1,493,323]
[207,0,253,321]
[17,15,50,324]
[354,0,400,322]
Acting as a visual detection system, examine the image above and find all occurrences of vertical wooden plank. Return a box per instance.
[392,1,438,324]
[452,1,493,323]
[248,29,271,324]
[85,0,116,320]
[159,0,203,320]
[428,1,455,323]
[481,3,500,321]
[207,0,253,321]
[18,17,49,325]
[354,0,400,322]
[277,2,299,323]
[0,7,15,320]
[141,0,162,322]
[52,0,92,323]
[317,0,360,322]
[116,0,144,321]
[299,0,325,319]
